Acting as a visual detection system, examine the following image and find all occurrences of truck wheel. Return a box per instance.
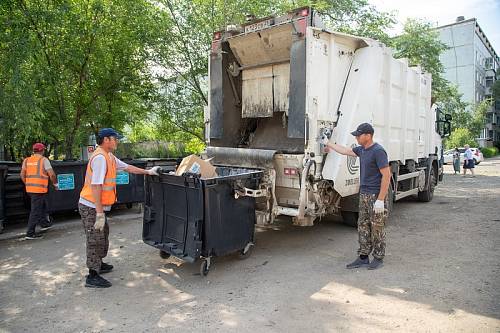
[341,211,359,228]
[418,167,436,202]
[159,250,171,259]
[387,184,395,216]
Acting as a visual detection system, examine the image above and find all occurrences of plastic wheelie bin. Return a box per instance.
[46,161,87,214]
[142,166,263,276]
[115,160,147,207]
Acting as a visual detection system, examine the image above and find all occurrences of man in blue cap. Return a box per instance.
[79,128,161,288]
[321,123,391,270]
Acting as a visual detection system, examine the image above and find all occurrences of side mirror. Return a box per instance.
[445,114,452,121]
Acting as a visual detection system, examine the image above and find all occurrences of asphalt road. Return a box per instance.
[1,157,499,332]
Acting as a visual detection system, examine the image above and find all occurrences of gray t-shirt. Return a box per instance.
[352,143,389,194]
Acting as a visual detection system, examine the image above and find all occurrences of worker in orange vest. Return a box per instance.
[20,143,58,240]
[79,128,160,288]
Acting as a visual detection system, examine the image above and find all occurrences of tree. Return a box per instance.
[445,128,476,149]
[0,0,158,159]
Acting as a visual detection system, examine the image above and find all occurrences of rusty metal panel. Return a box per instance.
[227,24,293,66]
[242,67,274,118]
[273,63,290,113]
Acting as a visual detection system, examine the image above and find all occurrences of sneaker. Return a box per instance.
[346,256,370,269]
[100,262,114,274]
[25,234,43,240]
[368,258,384,270]
[85,274,112,288]
[40,225,53,231]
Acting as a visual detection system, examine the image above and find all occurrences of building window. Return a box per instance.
[486,76,494,87]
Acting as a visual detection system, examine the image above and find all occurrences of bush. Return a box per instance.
[481,147,499,158]
[445,128,477,149]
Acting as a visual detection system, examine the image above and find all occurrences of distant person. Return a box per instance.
[321,123,391,270]
[452,148,461,175]
[20,143,58,240]
[79,128,161,288]
[462,144,475,177]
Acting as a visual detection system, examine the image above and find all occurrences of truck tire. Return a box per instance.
[341,211,359,228]
[418,166,436,202]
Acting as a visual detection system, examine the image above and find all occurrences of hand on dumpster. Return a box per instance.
[147,166,161,176]
[373,200,385,214]
[94,213,106,232]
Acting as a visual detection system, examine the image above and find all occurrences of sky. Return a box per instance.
[369,0,500,55]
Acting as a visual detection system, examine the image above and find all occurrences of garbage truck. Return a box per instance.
[204,7,451,227]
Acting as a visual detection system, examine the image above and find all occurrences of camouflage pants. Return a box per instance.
[357,193,388,260]
[78,203,109,271]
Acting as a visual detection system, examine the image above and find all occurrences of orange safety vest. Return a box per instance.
[24,155,49,194]
[80,147,117,206]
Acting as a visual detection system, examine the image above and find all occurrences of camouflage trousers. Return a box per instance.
[78,203,109,271]
[357,193,388,260]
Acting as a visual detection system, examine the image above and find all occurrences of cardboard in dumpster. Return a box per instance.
[175,154,217,178]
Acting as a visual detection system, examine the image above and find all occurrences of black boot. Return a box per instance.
[100,262,114,274]
[85,270,112,288]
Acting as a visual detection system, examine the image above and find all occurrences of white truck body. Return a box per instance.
[205,8,449,226]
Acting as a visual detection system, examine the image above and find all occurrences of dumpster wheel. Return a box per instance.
[238,242,254,260]
[200,258,211,276]
[159,250,171,259]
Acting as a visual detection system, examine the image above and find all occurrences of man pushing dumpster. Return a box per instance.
[79,128,161,288]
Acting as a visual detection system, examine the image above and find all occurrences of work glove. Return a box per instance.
[94,213,106,232]
[373,200,385,214]
[147,166,161,176]
[319,135,329,146]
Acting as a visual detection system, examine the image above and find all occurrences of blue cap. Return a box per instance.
[98,128,123,139]
[351,123,374,136]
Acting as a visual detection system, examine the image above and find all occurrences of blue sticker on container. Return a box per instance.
[116,171,130,185]
[57,174,75,191]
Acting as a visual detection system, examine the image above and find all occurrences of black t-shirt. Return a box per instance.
[352,143,389,194]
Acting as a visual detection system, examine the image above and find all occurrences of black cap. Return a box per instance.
[351,123,374,136]
[98,128,123,139]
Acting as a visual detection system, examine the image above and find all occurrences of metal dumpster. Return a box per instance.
[0,165,7,232]
[142,166,263,276]
[115,159,147,206]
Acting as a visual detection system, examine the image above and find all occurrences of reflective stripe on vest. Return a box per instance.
[79,147,117,205]
[24,155,49,194]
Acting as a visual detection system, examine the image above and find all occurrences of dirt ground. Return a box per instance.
[1,157,499,333]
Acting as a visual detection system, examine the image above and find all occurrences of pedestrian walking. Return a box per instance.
[79,128,161,288]
[20,143,58,240]
[321,123,391,270]
[452,147,461,174]
[462,144,475,177]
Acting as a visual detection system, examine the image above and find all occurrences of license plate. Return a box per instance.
[245,19,272,33]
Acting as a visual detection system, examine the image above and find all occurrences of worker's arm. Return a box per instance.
[47,169,58,187]
[377,166,391,201]
[325,142,357,157]
[91,185,104,214]
[125,164,156,175]
[20,160,26,184]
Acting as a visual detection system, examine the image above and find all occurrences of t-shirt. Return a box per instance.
[464,148,473,160]
[352,143,389,194]
[79,154,129,211]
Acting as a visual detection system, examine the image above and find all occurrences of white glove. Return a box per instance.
[147,166,161,176]
[373,200,385,214]
[319,135,329,146]
[53,183,59,190]
[94,213,106,232]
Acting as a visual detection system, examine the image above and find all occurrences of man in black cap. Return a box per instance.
[321,123,391,270]
[79,128,161,288]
